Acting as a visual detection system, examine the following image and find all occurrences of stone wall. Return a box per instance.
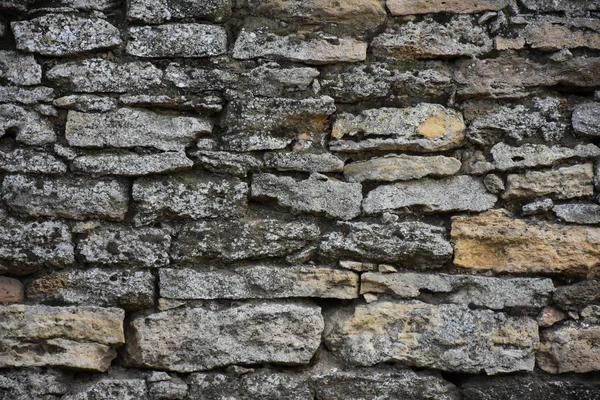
[1,0,600,398]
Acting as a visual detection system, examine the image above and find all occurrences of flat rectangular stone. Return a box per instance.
[0,51,41,85]
[126,302,323,372]
[0,104,56,145]
[0,148,67,174]
[72,152,193,176]
[520,0,600,12]
[65,108,212,151]
[503,164,594,200]
[361,272,554,310]
[330,104,465,152]
[326,301,538,374]
[0,305,124,371]
[522,17,600,51]
[128,0,232,23]
[452,208,600,275]
[2,175,129,221]
[251,173,362,220]
[171,219,320,263]
[12,15,121,56]
[165,63,236,90]
[0,86,53,105]
[387,0,509,15]
[132,173,248,226]
[537,322,600,374]
[159,266,359,300]
[190,150,263,177]
[28,268,155,311]
[264,152,344,173]
[126,24,227,58]
[345,155,461,182]
[233,29,367,64]
[54,95,117,112]
[364,175,497,214]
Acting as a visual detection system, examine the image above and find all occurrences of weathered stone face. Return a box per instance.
[326,301,539,374]
[11,15,121,56]
[128,0,232,23]
[0,277,24,303]
[573,103,600,136]
[265,152,344,173]
[521,17,600,52]
[554,204,600,224]
[330,104,465,152]
[386,0,509,15]
[0,305,124,371]
[62,377,148,400]
[0,148,66,174]
[190,150,263,177]
[0,104,55,145]
[0,51,41,85]
[126,302,324,372]
[72,152,193,176]
[0,369,71,400]
[538,322,600,374]
[452,209,600,275]
[344,155,461,182]
[503,164,594,200]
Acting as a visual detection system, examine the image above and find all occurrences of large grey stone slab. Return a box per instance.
[72,151,193,176]
[2,175,129,221]
[251,173,362,220]
[159,266,359,300]
[65,108,212,151]
[0,104,55,145]
[126,302,324,372]
[12,15,121,56]
[171,219,320,263]
[126,24,227,58]
[0,148,66,174]
[0,86,54,105]
[128,0,231,23]
[0,51,41,85]
[345,155,461,182]
[326,301,539,374]
[363,175,497,214]
[503,164,594,200]
[553,203,600,224]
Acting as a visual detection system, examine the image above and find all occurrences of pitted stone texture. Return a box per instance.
[573,103,600,137]
[0,104,56,145]
[190,150,263,177]
[520,0,600,12]
[238,63,320,97]
[187,371,311,400]
[159,266,359,300]
[2,175,129,221]
[538,322,600,374]
[554,280,600,312]
[127,24,227,58]
[387,0,509,15]
[47,59,163,93]
[128,0,232,23]
[522,198,553,215]
[364,175,497,214]
[554,204,600,224]
[171,219,320,263]
[326,301,538,374]
[0,276,23,303]
[54,95,117,113]
[63,377,147,400]
[0,305,124,371]
[361,273,554,310]
[252,173,362,220]
[452,208,600,275]
[0,51,41,85]
[345,155,461,183]
[372,16,492,59]
[503,164,594,200]
[0,86,54,105]
[311,369,460,400]
[12,15,121,56]
[76,225,171,268]
[165,64,236,90]
[126,302,324,372]
[468,143,600,174]
[522,17,600,52]
[72,152,193,176]
[265,152,344,173]
[330,104,465,152]
[233,29,367,64]
[0,369,70,400]
[28,268,155,311]
[0,216,74,276]
[0,148,67,174]
[132,173,248,226]
[320,221,452,266]
[65,108,212,151]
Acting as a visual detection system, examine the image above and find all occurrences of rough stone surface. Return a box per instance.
[553,280,600,311]
[72,152,193,176]
[132,173,248,226]
[127,24,227,58]
[537,322,600,374]
[63,378,147,400]
[0,104,56,145]
[363,175,497,214]
[522,17,600,52]
[252,173,362,220]
[0,86,54,105]
[553,204,600,224]
[264,152,344,173]
[65,108,212,151]
[387,0,509,15]
[483,174,505,194]
[233,30,367,64]
[54,95,117,112]
[345,155,460,183]
[520,0,600,12]
[326,301,538,374]
[330,104,465,152]
[159,265,359,300]
[12,15,121,56]
[522,198,553,215]
[190,150,263,177]
[0,369,71,400]
[452,208,600,275]
[171,219,320,263]
[503,164,594,200]
[320,221,452,265]
[0,276,24,303]
[361,272,554,310]
[47,59,163,93]
[128,0,232,23]
[2,175,129,221]
[126,302,324,372]
[28,268,155,311]
[0,51,41,85]
[573,103,600,136]
[0,305,124,371]
[76,225,171,268]
[0,148,67,174]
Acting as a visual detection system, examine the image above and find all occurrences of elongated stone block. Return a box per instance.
[344,155,461,182]
[503,164,594,200]
[537,322,600,374]
[387,0,509,15]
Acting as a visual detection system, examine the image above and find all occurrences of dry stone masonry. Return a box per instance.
[1,0,600,398]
